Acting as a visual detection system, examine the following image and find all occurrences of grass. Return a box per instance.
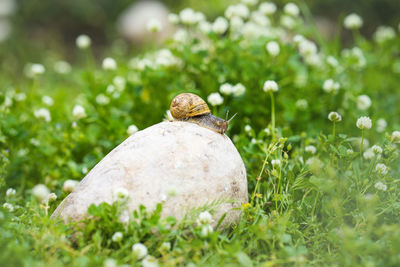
[1,1,400,266]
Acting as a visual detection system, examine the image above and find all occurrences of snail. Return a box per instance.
[170,93,236,134]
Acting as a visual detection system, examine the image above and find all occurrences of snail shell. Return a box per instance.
[170,93,210,119]
[170,93,234,134]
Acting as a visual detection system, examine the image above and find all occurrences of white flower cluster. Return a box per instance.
[102,57,117,70]
[63,179,79,193]
[34,108,51,122]
[295,36,321,67]
[374,182,387,191]
[212,17,229,34]
[391,131,400,143]
[219,83,246,97]
[323,79,340,94]
[376,119,387,133]
[271,159,281,167]
[25,63,46,78]
[375,163,388,175]
[328,112,342,122]
[225,4,250,19]
[76,34,91,49]
[356,116,372,130]
[258,2,277,15]
[283,3,300,17]
[179,8,205,25]
[132,243,148,259]
[357,95,371,110]
[146,18,162,33]
[374,26,396,43]
[196,211,214,237]
[112,232,123,242]
[72,105,87,119]
[305,145,316,154]
[342,47,366,69]
[6,188,16,197]
[371,145,383,155]
[263,80,278,93]
[54,61,71,74]
[42,96,54,106]
[265,41,280,57]
[127,124,139,135]
[207,92,224,106]
[343,13,363,30]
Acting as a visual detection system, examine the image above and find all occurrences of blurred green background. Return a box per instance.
[1,0,399,69]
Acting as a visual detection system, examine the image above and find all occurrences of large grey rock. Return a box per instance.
[52,121,248,225]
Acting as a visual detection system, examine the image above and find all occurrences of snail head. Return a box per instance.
[219,110,238,134]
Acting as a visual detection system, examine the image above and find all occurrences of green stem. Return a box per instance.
[332,122,336,141]
[360,130,364,158]
[270,92,275,140]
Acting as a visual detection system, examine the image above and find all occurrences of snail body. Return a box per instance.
[170,93,235,134]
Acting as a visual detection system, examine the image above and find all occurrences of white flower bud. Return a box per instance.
[72,105,87,119]
[132,243,148,259]
[76,34,91,49]
[207,92,223,106]
[344,13,363,29]
[266,41,280,57]
[328,112,342,122]
[63,179,79,193]
[32,184,50,201]
[112,232,123,242]
[127,124,139,135]
[357,95,371,110]
[102,57,117,70]
[356,116,372,130]
[263,80,278,93]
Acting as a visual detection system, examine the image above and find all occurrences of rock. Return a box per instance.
[52,121,248,226]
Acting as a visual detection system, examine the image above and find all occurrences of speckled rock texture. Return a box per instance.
[51,121,248,226]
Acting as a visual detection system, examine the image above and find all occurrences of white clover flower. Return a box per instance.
[114,187,129,200]
[305,157,323,172]
[259,2,277,15]
[326,56,339,68]
[280,15,297,29]
[284,3,300,17]
[173,28,190,43]
[146,18,162,33]
[357,95,371,110]
[322,79,340,94]
[263,80,278,93]
[346,148,354,155]
[293,34,305,44]
[142,256,158,267]
[197,211,213,225]
[230,16,244,30]
[168,13,179,24]
[295,99,308,110]
[195,11,206,23]
[82,166,88,174]
[219,83,234,95]
[212,17,229,34]
[155,49,178,67]
[266,41,280,57]
[112,232,123,242]
[244,125,252,132]
[132,243,148,260]
[72,105,87,119]
[113,76,126,91]
[391,131,400,143]
[207,92,223,106]
[46,193,57,203]
[356,116,372,130]
[374,26,396,43]
[371,145,383,155]
[251,11,270,27]
[305,145,317,154]
[103,259,117,267]
[201,224,214,237]
[198,21,212,34]
[119,209,130,224]
[298,39,317,56]
[225,4,250,19]
[127,124,139,135]
[374,182,387,191]
[344,13,363,30]
[376,118,387,133]
[363,149,374,160]
[375,163,388,175]
[62,179,79,193]
[179,8,197,25]
[6,188,16,197]
[32,184,50,201]
[232,83,246,97]
[3,203,14,212]
[54,60,71,74]
[271,159,281,167]
[34,108,51,122]
[102,57,117,70]
[30,63,46,76]
[96,94,110,105]
[342,47,366,69]
[76,34,91,49]
[42,95,54,106]
[14,93,26,102]
[30,138,40,147]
